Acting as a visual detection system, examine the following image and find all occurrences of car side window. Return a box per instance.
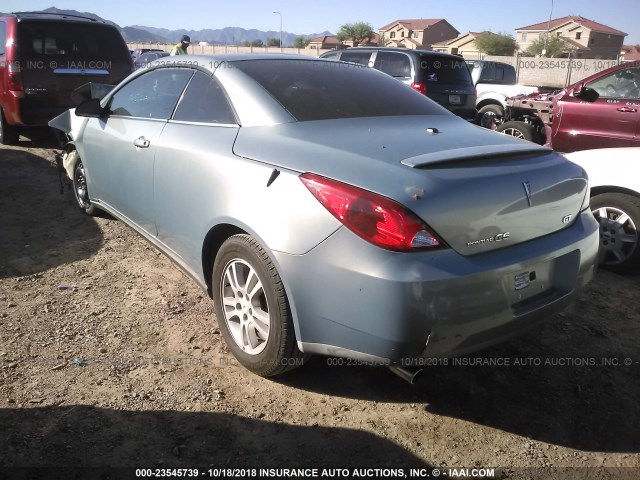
[108,68,193,119]
[339,51,371,66]
[173,71,237,124]
[321,51,339,60]
[373,52,411,78]
[587,68,640,100]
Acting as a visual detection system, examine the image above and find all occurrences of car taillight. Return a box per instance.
[8,62,23,91]
[411,82,427,95]
[300,173,442,252]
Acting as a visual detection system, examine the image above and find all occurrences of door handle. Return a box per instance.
[617,107,637,113]
[133,136,150,148]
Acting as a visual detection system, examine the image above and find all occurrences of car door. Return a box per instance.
[80,68,193,234]
[153,70,240,268]
[553,67,640,152]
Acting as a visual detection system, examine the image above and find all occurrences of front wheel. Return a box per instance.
[590,193,640,273]
[477,104,504,129]
[496,120,536,142]
[212,234,306,377]
[71,152,98,216]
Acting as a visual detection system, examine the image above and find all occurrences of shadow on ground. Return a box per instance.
[277,271,640,453]
[0,405,430,470]
[0,147,103,278]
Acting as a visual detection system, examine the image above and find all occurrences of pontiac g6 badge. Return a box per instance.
[467,232,511,247]
[522,181,532,207]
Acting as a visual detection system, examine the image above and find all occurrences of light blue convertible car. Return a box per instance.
[50,55,599,382]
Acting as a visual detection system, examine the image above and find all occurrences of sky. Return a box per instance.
[4,0,639,44]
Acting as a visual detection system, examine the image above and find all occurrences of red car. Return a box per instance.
[0,12,134,144]
[497,61,640,153]
[551,61,640,152]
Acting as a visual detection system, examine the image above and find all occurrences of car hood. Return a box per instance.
[234,115,587,256]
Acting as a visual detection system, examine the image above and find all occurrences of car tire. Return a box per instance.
[212,234,306,377]
[477,104,504,129]
[590,193,640,273]
[0,107,19,145]
[496,121,536,142]
[71,153,98,216]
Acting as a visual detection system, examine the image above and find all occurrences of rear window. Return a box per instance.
[473,62,517,85]
[418,55,471,85]
[233,59,445,121]
[18,21,128,63]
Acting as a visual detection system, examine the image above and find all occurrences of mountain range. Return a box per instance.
[5,7,332,45]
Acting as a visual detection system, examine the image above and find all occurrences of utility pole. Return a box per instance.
[273,11,283,51]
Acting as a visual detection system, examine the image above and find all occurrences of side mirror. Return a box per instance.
[572,82,584,97]
[576,86,600,102]
[75,98,105,118]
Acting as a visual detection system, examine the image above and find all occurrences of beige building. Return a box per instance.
[515,15,626,59]
[378,19,459,50]
[621,45,640,62]
[432,31,498,58]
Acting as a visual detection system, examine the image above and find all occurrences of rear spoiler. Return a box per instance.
[401,144,552,168]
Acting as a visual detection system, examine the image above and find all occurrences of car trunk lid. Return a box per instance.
[233,116,587,256]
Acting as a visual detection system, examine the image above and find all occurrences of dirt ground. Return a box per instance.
[1,139,639,480]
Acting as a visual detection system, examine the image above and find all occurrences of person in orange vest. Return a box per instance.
[170,35,190,55]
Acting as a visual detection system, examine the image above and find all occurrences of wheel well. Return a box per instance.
[476,99,504,111]
[202,224,247,297]
[590,186,640,199]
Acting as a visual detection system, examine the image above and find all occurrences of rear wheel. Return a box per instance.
[71,153,98,216]
[496,121,536,142]
[212,234,306,377]
[590,193,640,273]
[0,107,19,145]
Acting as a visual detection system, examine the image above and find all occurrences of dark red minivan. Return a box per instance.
[551,61,640,152]
[0,12,134,144]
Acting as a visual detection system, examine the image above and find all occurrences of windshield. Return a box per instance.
[233,59,447,121]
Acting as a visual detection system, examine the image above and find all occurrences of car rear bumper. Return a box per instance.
[273,209,599,363]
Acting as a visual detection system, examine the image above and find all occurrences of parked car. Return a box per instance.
[497,61,640,152]
[564,147,640,273]
[134,51,169,70]
[320,47,477,121]
[0,11,134,145]
[49,55,598,381]
[131,48,165,62]
[465,60,538,127]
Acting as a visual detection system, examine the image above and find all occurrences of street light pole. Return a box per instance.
[542,0,554,57]
[273,11,282,51]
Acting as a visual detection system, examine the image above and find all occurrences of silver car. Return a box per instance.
[50,55,599,381]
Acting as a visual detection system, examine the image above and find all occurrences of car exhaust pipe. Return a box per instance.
[389,366,423,384]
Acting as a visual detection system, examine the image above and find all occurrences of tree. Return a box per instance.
[526,35,570,58]
[242,39,265,48]
[336,22,374,47]
[267,37,281,47]
[474,32,517,56]
[293,36,309,49]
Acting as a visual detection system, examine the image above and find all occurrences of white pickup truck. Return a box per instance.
[466,60,538,127]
